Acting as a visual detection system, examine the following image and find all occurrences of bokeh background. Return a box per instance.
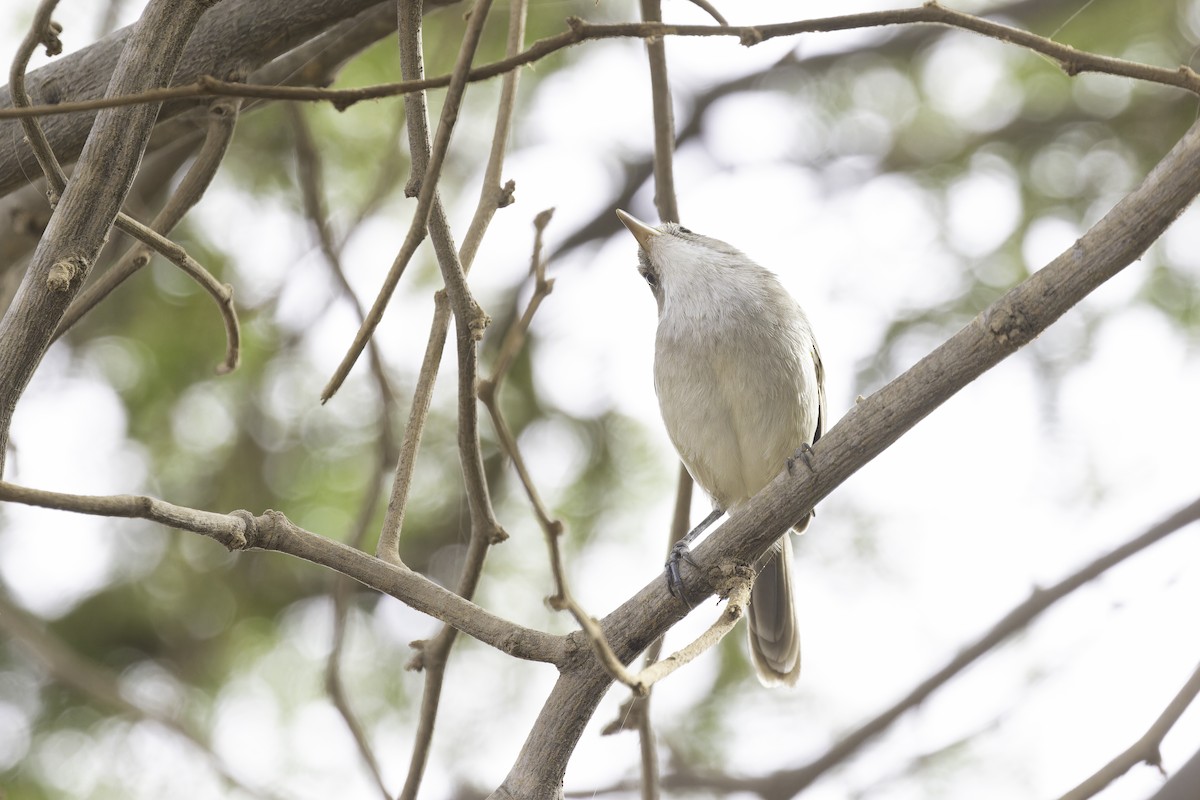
[2,0,1200,798]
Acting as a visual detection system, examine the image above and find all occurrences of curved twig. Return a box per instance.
[9,0,240,374]
[55,97,242,340]
[5,2,1200,128]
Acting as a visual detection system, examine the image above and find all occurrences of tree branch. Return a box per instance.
[54,96,241,339]
[6,1,1199,134]
[0,480,568,665]
[486,96,1200,800]
[320,0,493,403]
[0,0,224,472]
[1058,660,1200,800]
[0,0,391,196]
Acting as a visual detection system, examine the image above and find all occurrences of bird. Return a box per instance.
[615,209,826,687]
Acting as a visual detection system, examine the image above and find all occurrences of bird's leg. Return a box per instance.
[666,507,725,605]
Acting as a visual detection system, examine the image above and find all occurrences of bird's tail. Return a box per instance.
[747,534,801,686]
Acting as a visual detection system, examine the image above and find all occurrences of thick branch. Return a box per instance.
[0,0,217,472]
[487,102,1200,800]
[0,0,391,196]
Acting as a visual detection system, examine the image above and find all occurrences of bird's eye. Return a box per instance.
[639,269,658,288]
[677,226,693,234]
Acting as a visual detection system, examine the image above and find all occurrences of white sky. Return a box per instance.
[3,0,1200,798]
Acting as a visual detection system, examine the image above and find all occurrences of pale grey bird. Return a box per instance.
[616,209,826,687]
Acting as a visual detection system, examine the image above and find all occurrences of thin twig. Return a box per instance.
[632,570,753,689]
[376,0,525,561]
[683,0,728,26]
[478,209,644,694]
[324,463,391,800]
[6,2,1200,127]
[641,0,680,226]
[387,2,513,797]
[288,102,396,440]
[0,479,568,664]
[320,0,494,403]
[54,97,241,340]
[8,0,240,374]
[1058,661,1200,800]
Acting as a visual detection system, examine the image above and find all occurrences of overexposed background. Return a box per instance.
[2,0,1200,798]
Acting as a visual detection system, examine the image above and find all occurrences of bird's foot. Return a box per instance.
[665,540,700,608]
[787,442,816,474]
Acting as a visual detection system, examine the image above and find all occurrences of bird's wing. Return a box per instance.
[811,340,826,445]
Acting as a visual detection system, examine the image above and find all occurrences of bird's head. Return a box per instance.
[615,209,761,319]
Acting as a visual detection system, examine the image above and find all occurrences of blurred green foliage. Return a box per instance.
[3,0,1200,797]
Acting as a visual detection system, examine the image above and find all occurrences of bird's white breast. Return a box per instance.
[653,264,819,511]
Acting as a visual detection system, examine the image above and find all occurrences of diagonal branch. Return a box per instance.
[487,96,1200,800]
[54,96,241,339]
[320,0,493,403]
[478,209,646,694]
[0,0,225,473]
[1058,660,1200,800]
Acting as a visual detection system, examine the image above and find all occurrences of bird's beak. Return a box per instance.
[616,209,660,251]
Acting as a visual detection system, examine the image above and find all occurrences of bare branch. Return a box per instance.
[289,102,396,438]
[54,97,241,339]
[702,495,1200,798]
[320,0,494,403]
[7,0,239,376]
[0,0,227,471]
[283,102,396,798]
[1058,661,1200,800]
[633,567,752,690]
[487,102,1200,799]
[324,467,392,800]
[7,1,1200,132]
[682,0,728,27]
[641,0,679,226]
[479,208,647,695]
[0,480,567,665]
[377,0,526,561]
[389,1,522,792]
[0,0,392,196]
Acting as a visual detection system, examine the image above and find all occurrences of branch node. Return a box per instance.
[469,304,492,340]
[225,509,256,551]
[40,19,64,57]
[984,298,1036,350]
[565,16,586,36]
[489,524,510,545]
[46,256,86,292]
[406,640,428,672]
[739,27,764,47]
[498,179,516,208]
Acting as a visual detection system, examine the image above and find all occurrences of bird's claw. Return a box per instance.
[665,541,699,608]
[787,443,816,474]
